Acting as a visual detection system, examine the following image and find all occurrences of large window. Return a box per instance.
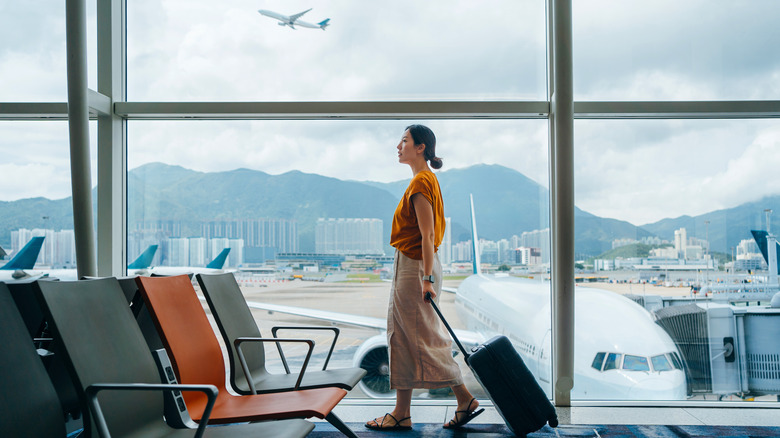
[127,0,547,101]
[4,0,779,407]
[573,0,780,101]
[0,122,96,275]
[575,119,780,401]
[128,119,551,399]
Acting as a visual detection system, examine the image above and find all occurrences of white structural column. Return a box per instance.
[548,0,575,406]
[97,0,127,276]
[66,0,97,278]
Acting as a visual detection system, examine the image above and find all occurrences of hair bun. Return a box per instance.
[430,156,443,169]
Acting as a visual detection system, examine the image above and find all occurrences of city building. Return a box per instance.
[315,218,383,255]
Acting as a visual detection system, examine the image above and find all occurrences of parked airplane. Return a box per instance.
[31,244,159,281]
[242,196,687,400]
[257,8,330,30]
[0,236,46,280]
[145,248,232,276]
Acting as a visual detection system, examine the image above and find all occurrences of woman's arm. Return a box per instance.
[412,193,436,302]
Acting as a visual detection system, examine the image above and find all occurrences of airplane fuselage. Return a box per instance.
[455,274,687,400]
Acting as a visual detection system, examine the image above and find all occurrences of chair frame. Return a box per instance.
[235,337,314,392]
[86,383,217,438]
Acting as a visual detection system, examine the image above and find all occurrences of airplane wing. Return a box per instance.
[243,299,486,350]
[246,300,385,330]
[289,8,312,23]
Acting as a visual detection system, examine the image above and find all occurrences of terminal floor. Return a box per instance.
[313,401,780,436]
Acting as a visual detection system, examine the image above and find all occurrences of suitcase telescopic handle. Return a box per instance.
[425,292,470,360]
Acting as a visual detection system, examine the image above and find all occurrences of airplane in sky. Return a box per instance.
[143,248,232,277]
[257,8,330,30]
[241,196,688,400]
[0,236,46,280]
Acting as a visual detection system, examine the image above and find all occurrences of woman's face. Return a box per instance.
[397,129,421,165]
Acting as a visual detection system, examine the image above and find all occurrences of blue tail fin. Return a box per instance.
[128,245,158,269]
[469,194,482,275]
[206,248,230,269]
[750,230,780,272]
[0,237,45,270]
[318,18,330,28]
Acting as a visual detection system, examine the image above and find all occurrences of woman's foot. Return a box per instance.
[443,397,485,429]
[365,412,412,431]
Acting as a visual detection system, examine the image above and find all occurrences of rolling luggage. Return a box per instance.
[427,293,558,436]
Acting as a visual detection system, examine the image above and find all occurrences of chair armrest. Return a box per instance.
[85,383,218,438]
[234,337,314,393]
[271,326,341,371]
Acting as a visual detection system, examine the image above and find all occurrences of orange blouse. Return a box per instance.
[390,170,445,260]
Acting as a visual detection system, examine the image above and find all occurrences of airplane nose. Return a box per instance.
[628,376,686,400]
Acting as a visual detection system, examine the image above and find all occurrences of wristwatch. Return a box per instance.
[422,275,435,284]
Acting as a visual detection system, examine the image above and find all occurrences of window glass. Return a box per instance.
[591,352,606,371]
[573,0,780,100]
[575,119,780,402]
[0,121,97,277]
[604,353,621,371]
[128,119,550,399]
[652,354,673,372]
[127,0,547,101]
[0,2,97,101]
[623,355,650,372]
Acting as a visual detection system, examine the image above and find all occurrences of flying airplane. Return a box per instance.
[144,248,232,277]
[257,8,330,30]
[0,236,46,281]
[240,196,687,400]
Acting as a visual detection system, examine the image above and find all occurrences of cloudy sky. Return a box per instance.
[1,0,779,227]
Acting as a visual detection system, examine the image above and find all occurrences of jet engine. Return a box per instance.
[352,334,394,398]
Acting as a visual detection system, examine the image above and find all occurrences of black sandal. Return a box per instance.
[443,398,485,429]
[365,413,413,431]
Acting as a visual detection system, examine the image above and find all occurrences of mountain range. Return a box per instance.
[1,162,778,257]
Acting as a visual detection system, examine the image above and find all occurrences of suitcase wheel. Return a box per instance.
[548,417,559,428]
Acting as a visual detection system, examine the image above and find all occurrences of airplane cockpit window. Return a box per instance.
[603,352,622,370]
[651,354,674,372]
[622,354,650,372]
[669,352,684,370]
[591,352,606,370]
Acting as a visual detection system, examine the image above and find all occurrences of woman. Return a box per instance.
[366,125,483,431]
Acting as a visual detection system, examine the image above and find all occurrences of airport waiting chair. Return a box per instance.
[33,278,315,438]
[196,272,366,395]
[135,275,358,438]
[0,283,66,437]
[5,277,81,421]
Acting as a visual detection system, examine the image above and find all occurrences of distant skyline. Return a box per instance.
[1,1,779,226]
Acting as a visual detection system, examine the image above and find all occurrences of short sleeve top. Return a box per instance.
[390,170,445,260]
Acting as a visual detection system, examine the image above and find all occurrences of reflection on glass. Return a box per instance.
[575,119,780,402]
[128,119,550,399]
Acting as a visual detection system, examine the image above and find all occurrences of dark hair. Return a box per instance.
[406,124,442,169]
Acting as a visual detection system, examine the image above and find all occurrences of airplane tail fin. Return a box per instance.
[469,194,482,275]
[0,236,45,270]
[206,248,230,269]
[128,244,158,270]
[318,18,330,29]
[751,229,780,273]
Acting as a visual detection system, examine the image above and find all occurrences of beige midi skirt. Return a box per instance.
[387,250,464,390]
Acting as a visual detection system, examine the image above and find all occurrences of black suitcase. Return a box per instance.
[427,293,558,436]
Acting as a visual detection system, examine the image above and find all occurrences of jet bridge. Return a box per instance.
[654,300,780,397]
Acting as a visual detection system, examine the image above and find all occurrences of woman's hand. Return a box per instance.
[423,281,436,302]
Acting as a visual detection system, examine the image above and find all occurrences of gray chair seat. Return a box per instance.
[196,272,366,395]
